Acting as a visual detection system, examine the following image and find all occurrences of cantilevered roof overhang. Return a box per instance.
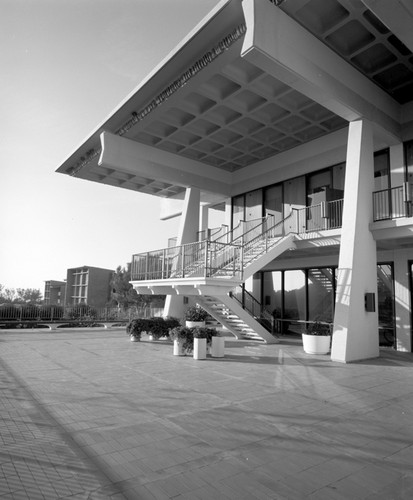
[56,0,413,203]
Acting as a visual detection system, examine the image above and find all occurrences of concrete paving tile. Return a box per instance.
[1,330,413,498]
[365,475,413,499]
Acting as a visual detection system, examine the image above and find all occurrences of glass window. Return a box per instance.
[306,170,331,230]
[308,268,334,322]
[262,271,282,317]
[284,270,306,320]
[245,189,263,221]
[374,150,390,191]
[377,264,395,347]
[264,184,283,223]
[307,169,331,205]
[232,194,244,231]
[405,141,413,202]
[332,163,345,196]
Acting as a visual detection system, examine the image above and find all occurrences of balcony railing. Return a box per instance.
[373,183,412,221]
[131,199,344,282]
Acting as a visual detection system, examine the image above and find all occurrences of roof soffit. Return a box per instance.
[56,0,411,200]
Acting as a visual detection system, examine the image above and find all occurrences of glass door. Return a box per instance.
[377,263,395,347]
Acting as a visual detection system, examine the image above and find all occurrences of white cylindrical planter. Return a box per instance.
[185,321,205,328]
[193,338,207,360]
[302,334,331,354]
[211,336,225,358]
[173,339,186,356]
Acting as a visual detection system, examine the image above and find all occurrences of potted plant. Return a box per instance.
[302,321,331,354]
[192,327,208,360]
[209,329,224,358]
[126,318,146,342]
[185,305,208,328]
[164,317,181,339]
[170,326,192,356]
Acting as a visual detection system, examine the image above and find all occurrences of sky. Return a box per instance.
[0,0,221,293]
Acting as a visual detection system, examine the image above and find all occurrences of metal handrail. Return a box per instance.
[131,199,345,281]
[373,184,412,221]
[197,224,229,242]
[213,216,268,245]
[230,287,274,332]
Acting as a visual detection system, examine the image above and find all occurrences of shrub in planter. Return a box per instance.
[147,317,166,340]
[170,326,193,354]
[302,321,331,354]
[163,317,181,335]
[192,327,208,360]
[126,318,148,341]
[306,321,331,336]
[184,305,208,323]
[192,326,219,345]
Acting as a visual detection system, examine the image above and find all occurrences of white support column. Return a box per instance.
[394,250,412,352]
[164,188,201,319]
[331,120,379,362]
[200,205,209,238]
[224,198,232,231]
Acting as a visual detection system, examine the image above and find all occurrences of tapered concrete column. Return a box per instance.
[331,120,379,362]
[394,250,412,352]
[200,205,209,237]
[164,188,201,319]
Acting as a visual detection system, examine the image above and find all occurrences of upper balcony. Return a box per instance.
[131,184,413,290]
[373,182,412,221]
[131,199,344,287]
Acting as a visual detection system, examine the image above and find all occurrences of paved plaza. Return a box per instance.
[1,328,413,499]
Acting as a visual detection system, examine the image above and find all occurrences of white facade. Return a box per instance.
[57,0,413,361]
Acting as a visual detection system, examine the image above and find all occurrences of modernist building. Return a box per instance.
[57,0,413,362]
[64,266,113,308]
[43,280,66,306]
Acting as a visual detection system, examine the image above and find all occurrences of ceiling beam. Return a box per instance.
[241,0,402,143]
[361,0,413,53]
[98,131,232,196]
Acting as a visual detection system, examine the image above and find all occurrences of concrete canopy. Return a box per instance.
[57,0,413,204]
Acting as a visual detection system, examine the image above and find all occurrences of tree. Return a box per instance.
[0,285,15,304]
[15,288,43,304]
[109,264,139,308]
[0,284,42,305]
[109,264,165,309]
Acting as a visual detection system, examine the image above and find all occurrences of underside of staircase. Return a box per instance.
[195,295,278,343]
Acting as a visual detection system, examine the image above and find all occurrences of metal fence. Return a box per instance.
[0,305,164,323]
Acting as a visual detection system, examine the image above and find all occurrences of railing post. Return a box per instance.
[145,252,149,280]
[403,181,412,217]
[181,245,185,278]
[205,240,209,277]
[321,201,327,230]
[162,248,166,279]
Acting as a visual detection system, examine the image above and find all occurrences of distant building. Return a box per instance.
[44,280,66,306]
[65,266,113,308]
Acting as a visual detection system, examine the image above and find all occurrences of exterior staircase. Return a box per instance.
[131,201,343,343]
[196,294,277,343]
